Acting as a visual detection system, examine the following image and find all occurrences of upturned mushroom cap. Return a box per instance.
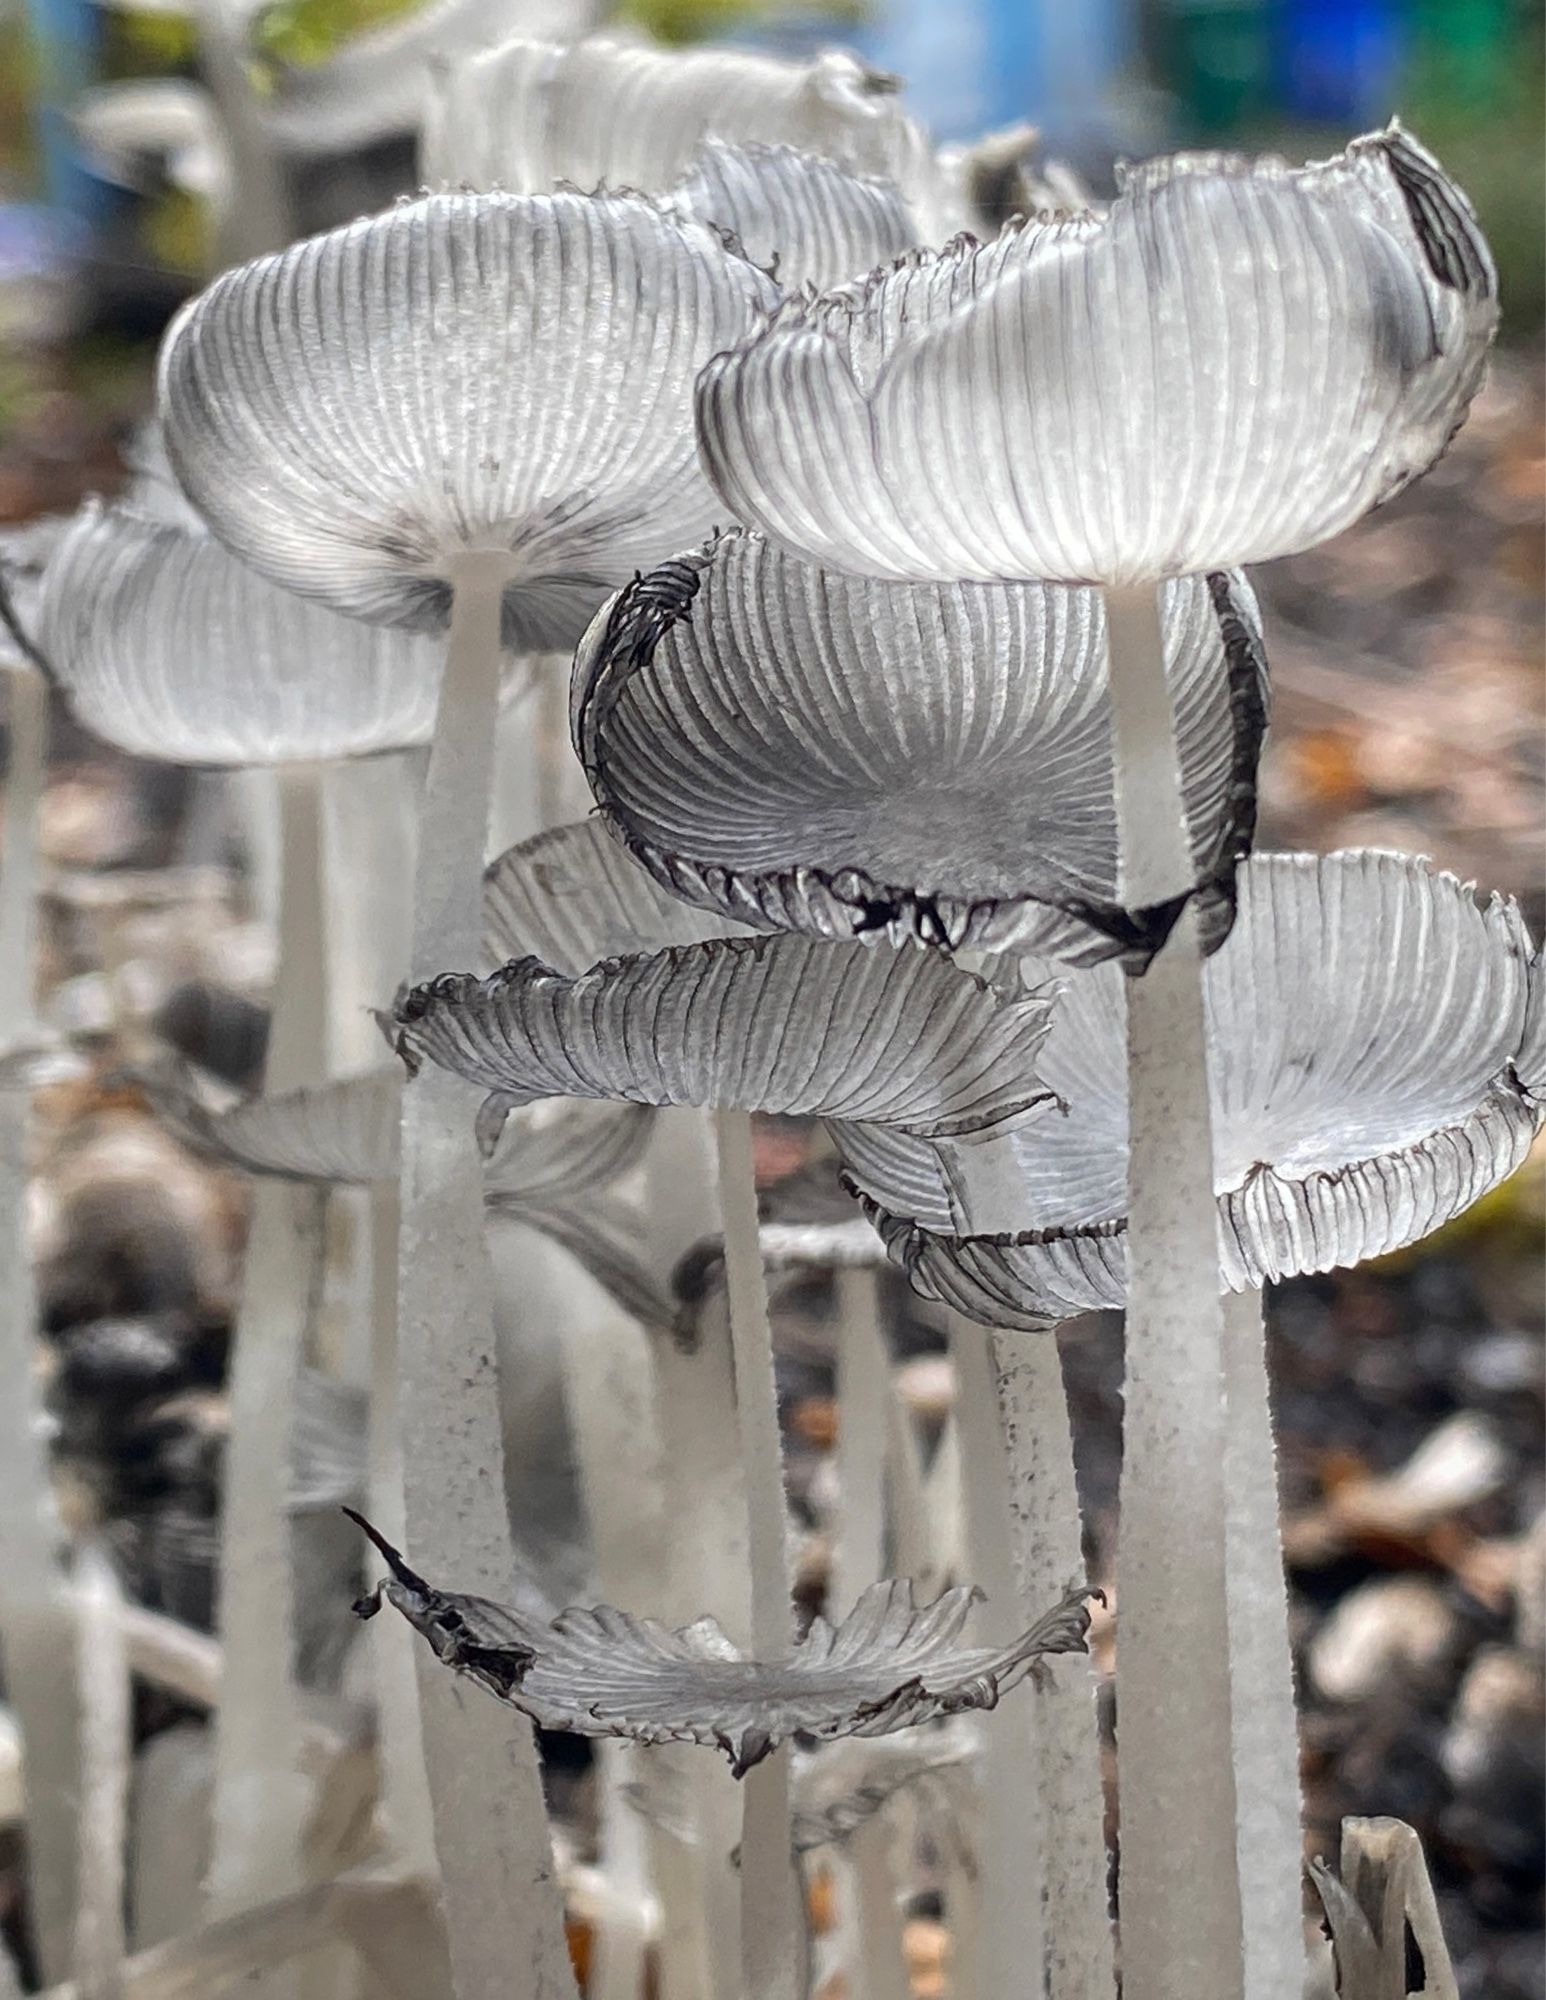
[839,851,1541,1326]
[158,189,779,651]
[574,531,1266,963]
[349,1509,1095,1775]
[393,933,1059,1138]
[40,501,448,764]
[423,36,953,237]
[697,126,1497,586]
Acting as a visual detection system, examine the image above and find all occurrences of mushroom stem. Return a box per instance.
[1103,580,1244,2000]
[948,1316,1047,1993]
[834,1269,913,2000]
[642,1109,748,2000]
[397,553,576,2000]
[832,1267,889,1618]
[71,1545,131,2000]
[986,1324,1114,1999]
[0,662,82,1982]
[1222,1286,1306,1998]
[364,1179,439,1886]
[205,762,327,1931]
[712,1107,804,1998]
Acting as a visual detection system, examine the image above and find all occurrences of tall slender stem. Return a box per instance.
[833,1269,912,2000]
[642,1108,746,2000]
[987,1327,1114,1999]
[207,762,328,1927]
[947,1317,1045,1994]
[71,1544,130,2000]
[1222,1286,1306,1996]
[1104,580,1243,2000]
[0,664,81,1981]
[397,555,575,2000]
[712,1108,804,2000]
[832,1266,889,1618]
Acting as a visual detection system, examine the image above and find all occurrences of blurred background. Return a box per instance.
[0,0,1542,1995]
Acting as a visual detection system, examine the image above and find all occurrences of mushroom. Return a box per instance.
[840,848,1540,1995]
[156,186,781,1991]
[694,125,1498,2000]
[347,1508,1096,1776]
[395,814,1063,1994]
[423,34,960,247]
[574,529,1266,961]
[39,491,483,1931]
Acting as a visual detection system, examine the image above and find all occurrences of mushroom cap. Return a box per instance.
[351,1511,1095,1774]
[40,501,448,765]
[839,850,1541,1325]
[574,531,1266,964]
[697,126,1497,586]
[140,1061,668,1322]
[392,932,1059,1139]
[482,816,750,976]
[139,1059,651,1196]
[159,189,779,651]
[423,35,954,240]
[258,0,593,158]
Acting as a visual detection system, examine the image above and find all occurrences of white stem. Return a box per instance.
[72,1545,131,2000]
[0,667,47,1028]
[323,756,416,1074]
[192,5,292,266]
[832,1267,889,1617]
[833,1270,912,2000]
[642,1109,746,2000]
[1104,580,1243,2000]
[846,1819,910,2000]
[504,1224,658,2000]
[397,556,575,2000]
[364,1181,438,1887]
[206,764,328,1927]
[947,1317,1045,1994]
[1222,1287,1306,1998]
[987,1328,1115,2000]
[712,1109,804,2000]
[883,1368,938,1596]
[0,665,81,1982]
[738,1756,803,2000]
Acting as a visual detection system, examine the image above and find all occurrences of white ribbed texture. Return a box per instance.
[423,36,952,238]
[159,191,778,652]
[395,935,1058,1135]
[41,503,444,765]
[698,127,1496,585]
[575,533,1265,959]
[838,851,1541,1327]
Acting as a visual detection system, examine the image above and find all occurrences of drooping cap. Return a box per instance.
[698,127,1497,586]
[257,0,593,158]
[574,531,1266,963]
[482,816,750,975]
[350,1508,1095,1775]
[40,501,446,764]
[840,851,1541,1326]
[393,931,1060,1138]
[159,189,779,651]
[423,35,955,241]
[138,1060,666,1320]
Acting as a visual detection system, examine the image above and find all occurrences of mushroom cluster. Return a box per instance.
[1,27,1534,2000]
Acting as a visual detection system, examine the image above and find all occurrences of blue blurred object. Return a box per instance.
[23,0,110,223]
[853,0,1139,144]
[1277,0,1406,123]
